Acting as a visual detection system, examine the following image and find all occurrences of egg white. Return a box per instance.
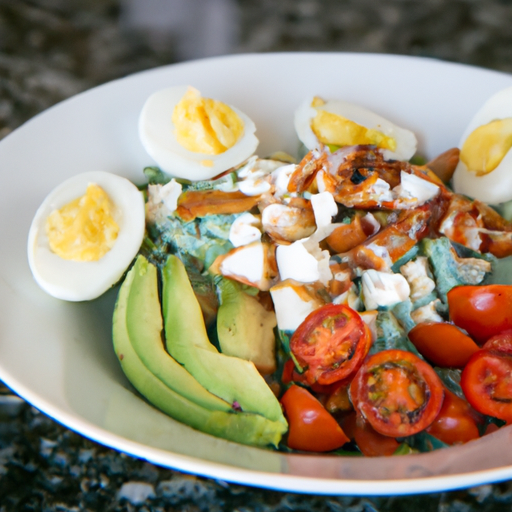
[27,171,145,302]
[139,86,259,181]
[452,86,512,204]
[294,97,417,162]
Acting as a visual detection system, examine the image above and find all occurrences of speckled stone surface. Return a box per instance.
[3,1,512,510]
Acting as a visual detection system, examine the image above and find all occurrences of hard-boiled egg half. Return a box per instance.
[295,96,417,161]
[139,85,259,181]
[452,86,512,204]
[28,171,145,301]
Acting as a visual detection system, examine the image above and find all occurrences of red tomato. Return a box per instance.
[281,358,339,395]
[408,322,480,368]
[352,415,401,457]
[325,381,353,414]
[447,285,512,345]
[350,349,444,437]
[461,332,512,423]
[482,330,512,354]
[290,304,372,386]
[426,388,481,445]
[280,384,349,452]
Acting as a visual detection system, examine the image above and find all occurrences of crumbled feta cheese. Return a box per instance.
[228,213,262,247]
[311,191,337,229]
[237,157,286,196]
[411,299,444,324]
[270,280,323,331]
[219,242,272,290]
[361,269,411,310]
[238,177,271,196]
[370,178,394,203]
[393,171,440,205]
[271,163,297,197]
[146,179,183,224]
[276,241,321,283]
[400,256,436,302]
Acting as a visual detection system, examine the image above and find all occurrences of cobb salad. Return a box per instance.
[27,84,512,456]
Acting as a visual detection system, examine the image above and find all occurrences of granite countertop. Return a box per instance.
[3,0,512,510]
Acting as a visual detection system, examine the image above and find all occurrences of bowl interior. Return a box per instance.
[3,53,512,495]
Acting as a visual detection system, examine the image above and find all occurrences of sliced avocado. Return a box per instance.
[125,256,231,412]
[112,256,286,447]
[216,277,277,375]
[162,254,287,426]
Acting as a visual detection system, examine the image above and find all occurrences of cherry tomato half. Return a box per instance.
[352,415,401,457]
[350,349,444,438]
[408,321,480,368]
[280,384,349,452]
[461,331,512,423]
[281,358,339,395]
[290,304,372,386]
[448,285,512,345]
[426,388,481,445]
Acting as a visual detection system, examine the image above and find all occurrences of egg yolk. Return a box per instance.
[310,97,396,152]
[46,183,119,262]
[172,87,244,157]
[460,118,512,176]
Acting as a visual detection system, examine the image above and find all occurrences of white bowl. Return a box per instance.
[2,52,512,496]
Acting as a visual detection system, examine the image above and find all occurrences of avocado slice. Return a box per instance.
[216,277,277,375]
[112,255,287,447]
[125,256,231,412]
[162,254,287,426]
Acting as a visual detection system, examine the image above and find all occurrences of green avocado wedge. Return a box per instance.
[162,254,287,427]
[216,277,277,375]
[124,256,231,412]
[112,256,287,447]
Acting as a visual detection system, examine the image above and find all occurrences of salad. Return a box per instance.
[27,84,512,456]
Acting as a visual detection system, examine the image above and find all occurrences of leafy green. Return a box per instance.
[153,214,237,271]
[143,166,172,185]
[421,237,491,303]
[434,367,464,399]
[397,431,448,453]
[370,310,420,356]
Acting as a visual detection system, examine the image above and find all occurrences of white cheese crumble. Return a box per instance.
[361,269,411,310]
[411,299,444,324]
[271,163,297,197]
[146,179,183,223]
[228,213,262,247]
[311,191,338,229]
[369,178,394,203]
[219,242,271,290]
[270,281,323,332]
[237,156,286,196]
[393,171,440,205]
[276,241,321,283]
[400,256,436,302]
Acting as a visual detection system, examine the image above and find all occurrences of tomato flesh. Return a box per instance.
[350,349,444,437]
[290,304,372,385]
[280,384,349,452]
[408,321,480,368]
[353,415,401,457]
[426,388,481,445]
[448,285,512,345]
[461,341,512,424]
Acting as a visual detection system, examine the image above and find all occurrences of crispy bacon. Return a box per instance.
[176,190,260,221]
